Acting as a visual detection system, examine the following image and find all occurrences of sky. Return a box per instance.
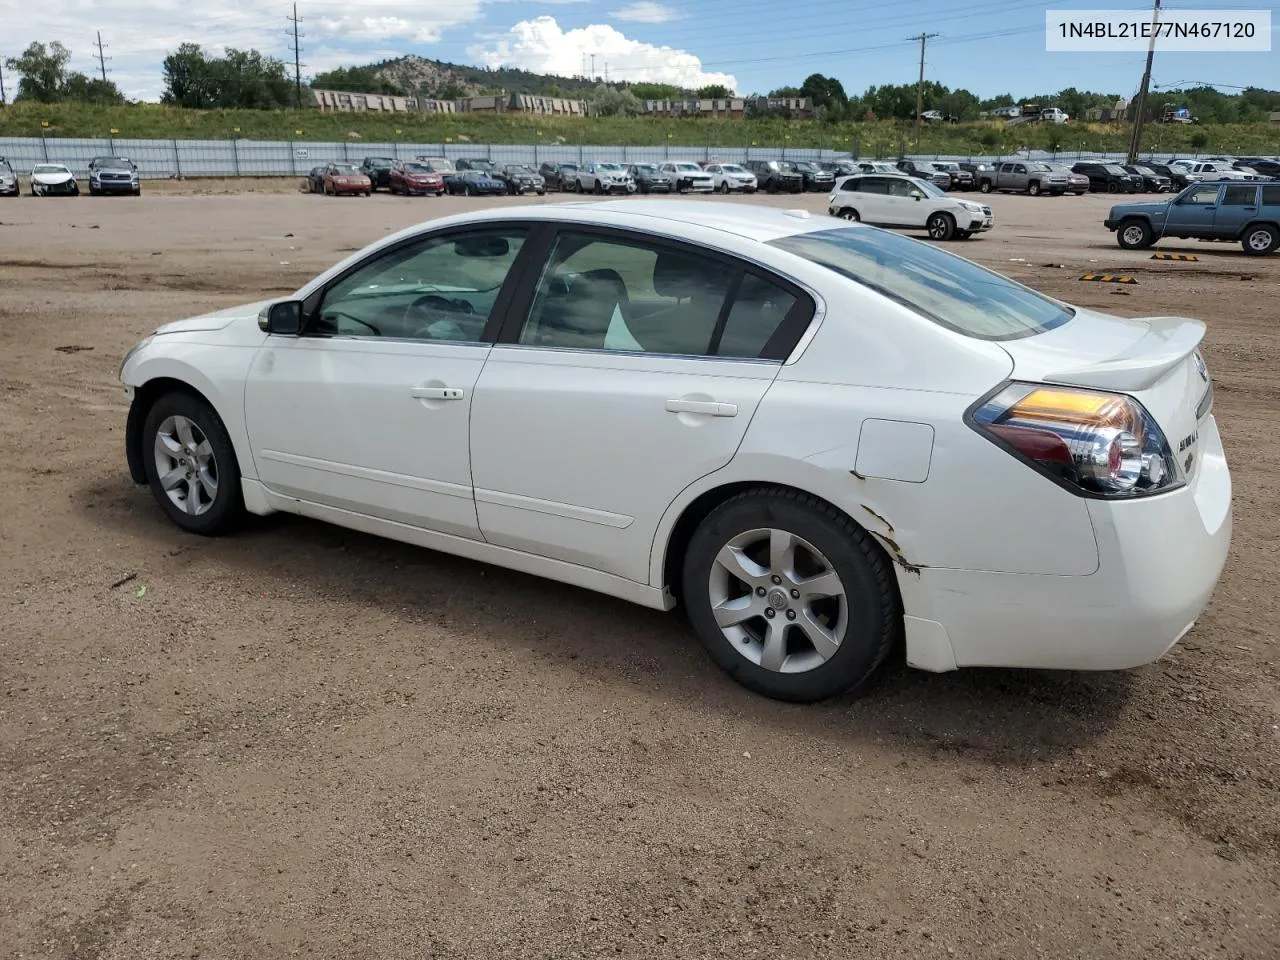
[4,0,1277,103]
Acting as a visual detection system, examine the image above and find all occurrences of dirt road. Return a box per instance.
[2,187,1278,959]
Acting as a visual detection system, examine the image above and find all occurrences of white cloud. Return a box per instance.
[611,2,686,24]
[470,17,736,90]
[4,1,483,101]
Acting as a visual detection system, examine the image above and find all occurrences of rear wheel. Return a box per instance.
[926,212,956,241]
[681,489,899,703]
[1117,218,1154,250]
[838,208,859,221]
[1242,224,1278,256]
[142,391,244,536]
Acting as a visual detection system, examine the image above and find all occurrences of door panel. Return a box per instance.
[469,348,777,581]
[1164,185,1222,235]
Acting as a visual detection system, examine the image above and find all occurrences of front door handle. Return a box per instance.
[411,386,465,400]
[666,399,737,417]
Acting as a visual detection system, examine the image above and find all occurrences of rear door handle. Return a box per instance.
[665,399,737,417]
[411,386,465,400]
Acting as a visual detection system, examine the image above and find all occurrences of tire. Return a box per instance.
[926,212,956,241]
[1117,218,1154,250]
[766,180,778,195]
[1107,181,1119,193]
[1028,181,1041,196]
[90,184,100,197]
[979,180,993,193]
[142,391,244,536]
[640,183,649,195]
[717,181,729,194]
[594,180,603,195]
[1241,224,1279,256]
[681,488,899,703]
[837,208,859,221]
[465,184,474,197]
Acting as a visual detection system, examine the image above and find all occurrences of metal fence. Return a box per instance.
[0,135,1202,180]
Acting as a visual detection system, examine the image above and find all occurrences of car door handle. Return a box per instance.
[410,386,465,400]
[665,399,737,417]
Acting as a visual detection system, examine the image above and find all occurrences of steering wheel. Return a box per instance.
[405,294,474,341]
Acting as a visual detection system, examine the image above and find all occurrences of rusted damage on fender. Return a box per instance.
[860,504,925,577]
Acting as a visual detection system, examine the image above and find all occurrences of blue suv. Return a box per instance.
[1105,180,1280,255]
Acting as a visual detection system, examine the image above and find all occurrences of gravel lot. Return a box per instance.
[2,184,1278,959]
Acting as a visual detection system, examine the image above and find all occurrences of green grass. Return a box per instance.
[2,101,1278,157]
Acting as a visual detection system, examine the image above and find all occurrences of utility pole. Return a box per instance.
[907,32,940,136]
[93,31,111,83]
[0,60,7,107]
[605,62,609,83]
[590,54,596,81]
[1126,0,1161,164]
[287,3,305,110]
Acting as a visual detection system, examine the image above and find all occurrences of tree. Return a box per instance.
[311,65,404,95]
[61,73,125,105]
[629,82,683,100]
[5,41,124,104]
[767,85,802,98]
[1189,130,1209,151]
[799,73,846,112]
[162,43,218,109]
[161,43,293,109]
[434,80,468,101]
[696,84,732,99]
[589,84,642,116]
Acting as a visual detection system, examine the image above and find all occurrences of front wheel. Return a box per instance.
[717,181,729,194]
[1107,181,1119,193]
[1028,181,1041,196]
[1242,224,1279,256]
[979,180,992,193]
[1117,218,1154,250]
[681,489,899,702]
[926,212,956,241]
[142,391,244,536]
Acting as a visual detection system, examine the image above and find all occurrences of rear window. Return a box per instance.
[769,227,1073,341]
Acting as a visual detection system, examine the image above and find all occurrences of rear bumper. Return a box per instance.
[904,415,1231,672]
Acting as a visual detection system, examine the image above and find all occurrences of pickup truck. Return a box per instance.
[976,161,1071,196]
[1105,180,1280,255]
[1171,160,1256,182]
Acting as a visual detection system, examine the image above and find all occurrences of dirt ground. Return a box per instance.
[1,185,1278,960]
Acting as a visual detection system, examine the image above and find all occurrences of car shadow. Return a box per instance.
[83,474,1135,767]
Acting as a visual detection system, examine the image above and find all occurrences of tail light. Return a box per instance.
[970,382,1180,498]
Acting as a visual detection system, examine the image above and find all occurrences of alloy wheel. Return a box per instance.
[153,415,218,517]
[707,528,847,674]
[1247,228,1274,253]
[1122,224,1147,247]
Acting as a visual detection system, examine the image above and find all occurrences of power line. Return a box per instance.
[287,2,305,109]
[93,31,111,83]
[907,32,939,133]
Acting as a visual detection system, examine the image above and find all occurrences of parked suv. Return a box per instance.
[928,161,974,190]
[538,162,578,191]
[1105,181,1280,255]
[359,156,394,191]
[790,161,836,192]
[87,156,140,196]
[1146,162,1199,190]
[977,161,1071,196]
[703,162,758,193]
[576,161,636,194]
[1043,162,1090,195]
[745,159,804,193]
[1172,160,1256,182]
[828,174,993,240]
[1072,162,1143,193]
[627,163,673,194]
[1122,165,1173,192]
[388,160,445,196]
[455,158,498,174]
[659,162,714,193]
[895,159,952,189]
[494,163,546,195]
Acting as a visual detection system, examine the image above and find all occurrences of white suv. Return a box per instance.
[828,173,993,241]
[575,162,636,194]
[660,162,715,193]
[703,162,758,193]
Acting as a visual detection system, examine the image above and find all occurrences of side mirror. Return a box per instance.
[258,300,302,335]
[911,191,924,200]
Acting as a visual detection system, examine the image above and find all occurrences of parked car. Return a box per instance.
[539,162,579,192]
[359,157,394,192]
[1043,162,1090,195]
[1071,162,1143,193]
[304,165,329,194]
[1235,158,1280,179]
[323,163,372,196]
[445,170,507,196]
[119,200,1230,703]
[388,160,445,196]
[627,163,673,194]
[1122,165,1173,192]
[703,162,758,194]
[818,160,859,178]
[977,161,1071,196]
[828,173,993,240]
[1146,162,1199,190]
[456,158,498,175]
[87,156,140,196]
[660,162,715,193]
[29,163,79,197]
[856,161,902,175]
[573,161,635,195]
[1170,160,1255,182]
[745,159,804,193]
[414,156,456,173]
[790,161,836,192]
[957,161,995,183]
[494,163,546,195]
[895,160,952,189]
[1105,180,1280,255]
[0,157,19,197]
[928,161,974,191]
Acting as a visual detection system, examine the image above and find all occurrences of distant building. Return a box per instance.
[644,98,746,119]
[312,89,418,113]
[747,96,813,118]
[508,94,588,116]
[313,88,588,117]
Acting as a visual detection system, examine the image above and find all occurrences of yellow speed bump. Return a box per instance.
[1151,253,1199,261]
[1079,273,1138,284]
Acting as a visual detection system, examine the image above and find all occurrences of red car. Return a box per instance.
[388,160,445,196]
[322,163,371,196]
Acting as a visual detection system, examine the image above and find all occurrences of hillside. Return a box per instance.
[372,56,607,100]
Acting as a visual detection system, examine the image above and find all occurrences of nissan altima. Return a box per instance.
[118,201,1231,702]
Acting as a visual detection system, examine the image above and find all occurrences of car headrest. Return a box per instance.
[652,251,718,300]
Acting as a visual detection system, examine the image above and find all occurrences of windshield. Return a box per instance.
[770,228,1073,341]
[94,157,131,167]
[1132,166,1156,176]
[1105,165,1128,176]
[721,164,747,174]
[1,161,13,173]
[597,163,622,171]
[508,165,534,175]
[793,161,817,172]
[404,163,434,173]
[675,163,701,172]
[633,164,659,174]
[331,164,359,174]
[1028,163,1051,172]
[366,158,391,167]
[933,162,957,171]
[33,165,66,174]
[917,180,946,198]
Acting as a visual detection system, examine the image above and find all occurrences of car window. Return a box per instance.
[314,229,528,342]
[839,177,862,192]
[1221,185,1257,206]
[1262,186,1280,206]
[770,227,1073,342]
[716,273,799,359]
[886,179,916,198]
[1014,165,1026,174]
[857,177,890,195]
[1184,185,1222,204]
[519,232,736,356]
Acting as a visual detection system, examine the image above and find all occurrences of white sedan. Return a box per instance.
[119,201,1230,702]
[30,163,79,197]
[828,173,993,240]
